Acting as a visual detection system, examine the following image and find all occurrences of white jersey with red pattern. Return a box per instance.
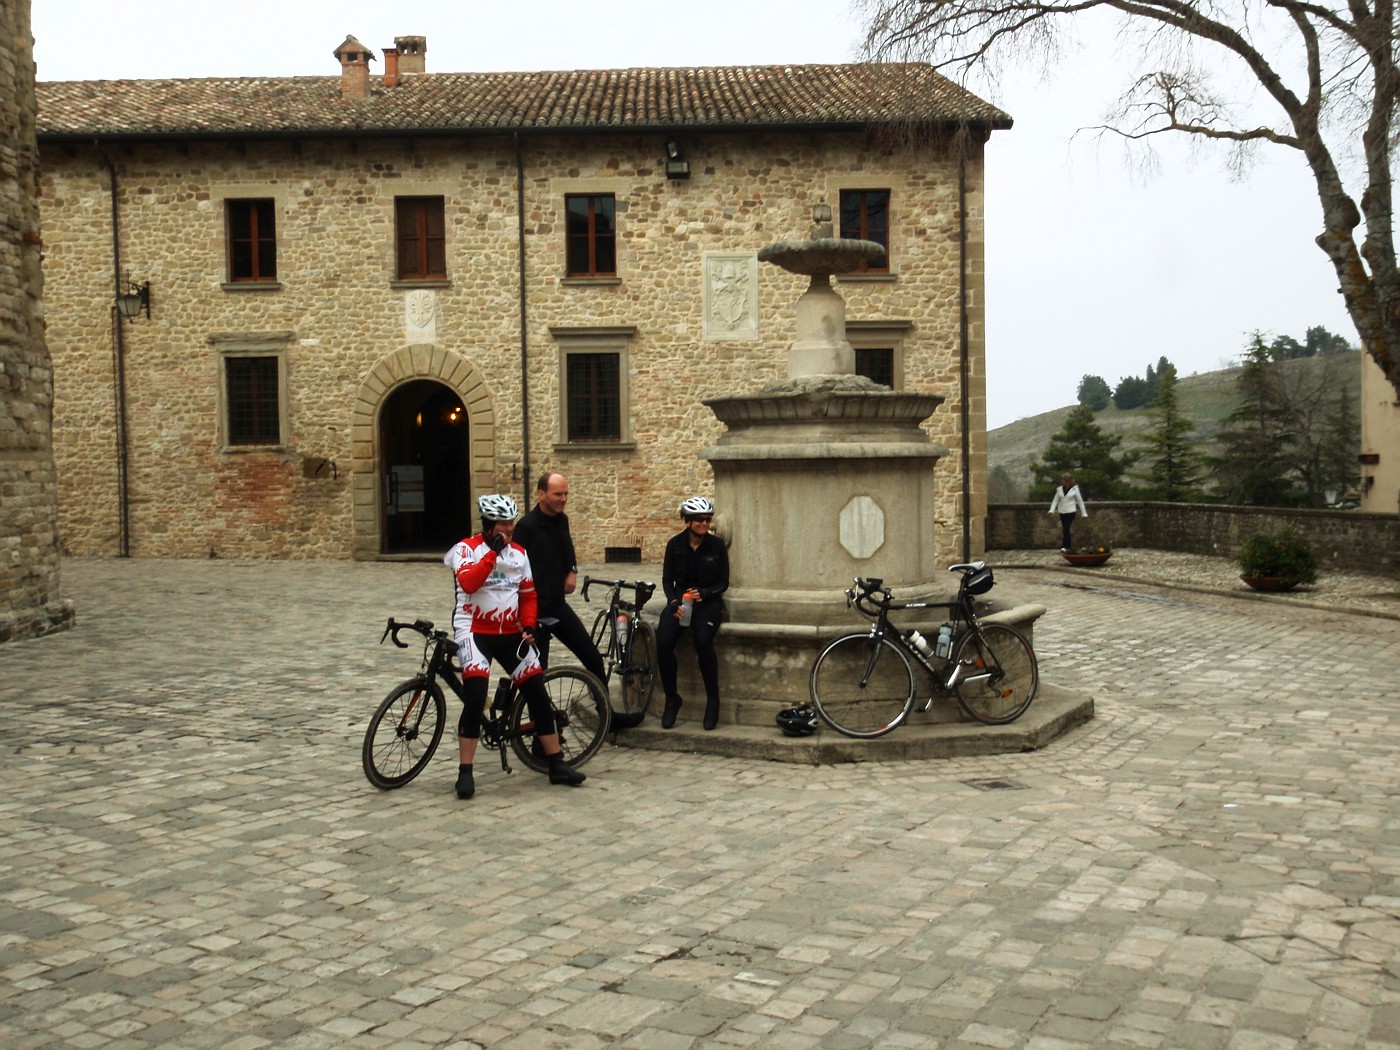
[445,535,539,636]
[444,536,541,680]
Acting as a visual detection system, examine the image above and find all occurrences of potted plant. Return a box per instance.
[1062,543,1113,567]
[1238,525,1318,591]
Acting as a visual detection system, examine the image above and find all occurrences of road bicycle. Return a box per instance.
[582,576,658,721]
[362,617,610,790]
[809,562,1038,738]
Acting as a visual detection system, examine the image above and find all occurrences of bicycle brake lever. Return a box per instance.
[381,619,392,644]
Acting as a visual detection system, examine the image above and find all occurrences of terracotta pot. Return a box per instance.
[1240,574,1298,592]
[1062,551,1113,567]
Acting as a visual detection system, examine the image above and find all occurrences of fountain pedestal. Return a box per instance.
[689,374,959,721]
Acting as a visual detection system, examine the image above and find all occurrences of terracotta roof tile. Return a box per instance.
[37,64,1011,139]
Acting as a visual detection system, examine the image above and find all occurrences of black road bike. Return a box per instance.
[582,576,658,721]
[362,617,610,789]
[809,563,1038,738]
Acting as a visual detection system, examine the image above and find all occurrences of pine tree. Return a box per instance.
[1029,403,1136,501]
[1135,367,1204,501]
[1210,335,1299,505]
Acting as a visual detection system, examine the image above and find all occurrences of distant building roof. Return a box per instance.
[37,64,1012,141]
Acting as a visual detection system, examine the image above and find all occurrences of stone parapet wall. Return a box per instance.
[988,501,1400,577]
[39,127,988,567]
[1,0,74,642]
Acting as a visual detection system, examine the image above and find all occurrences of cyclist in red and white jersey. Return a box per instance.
[443,494,586,799]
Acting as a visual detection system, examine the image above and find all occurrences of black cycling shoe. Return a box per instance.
[455,764,475,800]
[661,695,682,729]
[703,697,720,731]
[547,757,586,786]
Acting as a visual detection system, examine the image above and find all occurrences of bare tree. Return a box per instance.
[858,0,1400,399]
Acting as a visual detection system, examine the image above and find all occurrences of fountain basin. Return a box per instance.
[757,237,885,275]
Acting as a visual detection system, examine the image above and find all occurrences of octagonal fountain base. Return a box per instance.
[656,373,1087,745]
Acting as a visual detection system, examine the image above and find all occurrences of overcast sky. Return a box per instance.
[29,0,1356,429]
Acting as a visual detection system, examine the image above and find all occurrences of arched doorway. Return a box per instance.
[379,380,473,553]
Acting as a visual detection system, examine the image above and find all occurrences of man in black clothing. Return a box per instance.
[512,472,608,683]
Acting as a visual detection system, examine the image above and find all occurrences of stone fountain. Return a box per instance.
[643,204,1085,755]
[694,206,957,721]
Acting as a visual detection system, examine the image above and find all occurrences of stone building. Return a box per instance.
[35,34,1009,568]
[1359,353,1399,514]
[1,0,73,642]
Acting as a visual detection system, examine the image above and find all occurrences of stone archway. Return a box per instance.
[351,346,497,559]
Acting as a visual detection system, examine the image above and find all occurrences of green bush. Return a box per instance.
[1238,525,1319,585]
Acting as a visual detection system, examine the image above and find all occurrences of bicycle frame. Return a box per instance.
[846,581,1001,701]
[581,576,654,678]
[382,618,544,775]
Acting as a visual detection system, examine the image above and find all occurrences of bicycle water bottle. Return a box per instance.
[616,611,630,645]
[906,629,933,658]
[679,596,694,627]
[935,624,954,659]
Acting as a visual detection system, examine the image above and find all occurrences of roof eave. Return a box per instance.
[37,115,1013,145]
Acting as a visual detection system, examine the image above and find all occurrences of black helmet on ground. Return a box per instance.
[776,705,818,737]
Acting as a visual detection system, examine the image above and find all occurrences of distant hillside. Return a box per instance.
[988,351,1363,501]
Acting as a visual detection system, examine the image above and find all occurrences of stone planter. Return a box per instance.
[1062,551,1113,567]
[1240,574,1299,592]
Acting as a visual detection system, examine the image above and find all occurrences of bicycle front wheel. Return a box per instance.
[620,620,658,716]
[954,623,1038,725]
[362,676,447,789]
[809,633,915,739]
[510,668,611,773]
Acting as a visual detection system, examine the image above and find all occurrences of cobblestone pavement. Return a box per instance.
[1,556,1399,1049]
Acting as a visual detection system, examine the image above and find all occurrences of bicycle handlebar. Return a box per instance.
[847,562,989,615]
[382,617,437,649]
[581,575,657,610]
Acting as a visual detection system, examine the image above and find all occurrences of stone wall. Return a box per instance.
[988,501,1400,577]
[0,0,73,642]
[39,126,989,568]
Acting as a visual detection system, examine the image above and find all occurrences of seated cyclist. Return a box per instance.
[444,493,587,799]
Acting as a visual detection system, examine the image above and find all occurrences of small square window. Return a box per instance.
[395,197,447,280]
[839,189,890,273]
[224,355,283,446]
[551,326,635,446]
[565,352,621,442]
[565,194,617,277]
[226,199,277,282]
[855,348,895,389]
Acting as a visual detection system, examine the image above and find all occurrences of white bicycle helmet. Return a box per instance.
[478,493,519,522]
[680,496,715,519]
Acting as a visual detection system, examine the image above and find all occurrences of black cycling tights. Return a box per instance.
[456,633,556,739]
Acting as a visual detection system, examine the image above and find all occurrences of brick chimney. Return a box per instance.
[382,47,400,87]
[395,36,426,74]
[333,35,375,99]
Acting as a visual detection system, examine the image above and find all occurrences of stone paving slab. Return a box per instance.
[0,557,1398,1048]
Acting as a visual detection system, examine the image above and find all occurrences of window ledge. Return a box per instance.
[561,276,622,287]
[552,441,636,452]
[389,279,452,290]
[837,272,898,284]
[221,281,282,292]
[220,444,288,455]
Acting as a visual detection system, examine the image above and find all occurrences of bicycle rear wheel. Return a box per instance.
[362,676,447,789]
[620,620,658,716]
[809,633,915,739]
[509,667,611,773]
[953,623,1038,725]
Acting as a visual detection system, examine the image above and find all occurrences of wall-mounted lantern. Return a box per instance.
[116,279,150,322]
[664,140,690,180]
